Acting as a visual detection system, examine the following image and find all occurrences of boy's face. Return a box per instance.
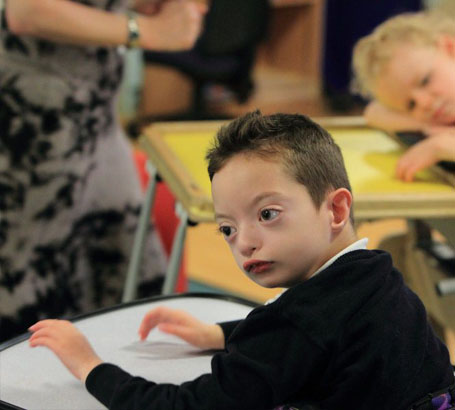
[374,37,455,125]
[211,154,334,289]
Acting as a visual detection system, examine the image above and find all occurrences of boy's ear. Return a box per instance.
[327,188,352,231]
[437,35,455,58]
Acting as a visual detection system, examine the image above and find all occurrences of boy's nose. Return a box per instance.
[237,227,261,257]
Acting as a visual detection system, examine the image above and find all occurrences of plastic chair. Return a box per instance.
[139,0,269,121]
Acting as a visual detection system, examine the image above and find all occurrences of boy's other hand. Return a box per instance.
[396,132,455,182]
[29,320,103,383]
[138,306,225,350]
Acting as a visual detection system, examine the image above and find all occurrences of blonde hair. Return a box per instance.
[352,9,455,98]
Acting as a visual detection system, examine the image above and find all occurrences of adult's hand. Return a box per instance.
[138,0,207,51]
[134,0,165,15]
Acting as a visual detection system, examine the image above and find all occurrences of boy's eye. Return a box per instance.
[219,226,235,237]
[408,99,416,111]
[420,73,430,87]
[260,209,280,221]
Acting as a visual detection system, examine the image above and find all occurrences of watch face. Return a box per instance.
[127,13,140,48]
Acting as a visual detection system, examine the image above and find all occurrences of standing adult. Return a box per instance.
[0,0,206,343]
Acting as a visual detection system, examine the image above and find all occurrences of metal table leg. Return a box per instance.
[162,202,189,295]
[122,161,158,303]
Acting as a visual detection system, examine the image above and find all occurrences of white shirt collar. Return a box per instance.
[265,238,369,305]
[311,237,369,278]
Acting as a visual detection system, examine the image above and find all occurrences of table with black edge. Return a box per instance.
[0,293,256,410]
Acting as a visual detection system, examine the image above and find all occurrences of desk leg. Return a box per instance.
[162,202,188,295]
[424,218,455,249]
[377,224,455,339]
[122,162,158,303]
[405,221,455,337]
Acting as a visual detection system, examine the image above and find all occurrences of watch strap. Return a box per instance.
[126,11,140,48]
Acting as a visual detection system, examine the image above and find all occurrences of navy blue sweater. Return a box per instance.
[86,250,454,409]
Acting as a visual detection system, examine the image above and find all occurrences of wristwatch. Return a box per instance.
[126,11,140,48]
[0,0,7,31]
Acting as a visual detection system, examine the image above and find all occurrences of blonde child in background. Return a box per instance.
[352,7,455,182]
[28,112,454,410]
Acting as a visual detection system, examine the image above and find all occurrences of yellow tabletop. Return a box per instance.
[140,118,455,223]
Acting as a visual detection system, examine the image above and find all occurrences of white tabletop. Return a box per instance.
[0,294,255,410]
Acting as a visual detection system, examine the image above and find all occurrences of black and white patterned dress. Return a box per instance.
[0,0,167,342]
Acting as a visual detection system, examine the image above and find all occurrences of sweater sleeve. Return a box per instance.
[85,307,327,410]
[218,320,241,342]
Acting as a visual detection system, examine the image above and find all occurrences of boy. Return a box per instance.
[352,9,455,182]
[29,112,454,409]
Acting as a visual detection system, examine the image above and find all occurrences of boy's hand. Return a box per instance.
[138,306,225,350]
[138,0,208,51]
[396,132,455,182]
[29,320,103,383]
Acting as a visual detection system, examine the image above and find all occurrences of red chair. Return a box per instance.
[133,149,188,293]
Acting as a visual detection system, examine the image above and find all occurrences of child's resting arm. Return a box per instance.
[396,129,455,181]
[29,308,325,409]
[84,309,324,410]
[364,101,431,132]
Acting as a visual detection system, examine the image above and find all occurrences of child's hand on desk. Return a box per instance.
[396,131,455,182]
[28,320,102,383]
[139,306,225,350]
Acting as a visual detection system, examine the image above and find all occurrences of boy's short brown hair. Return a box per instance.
[206,111,353,221]
[352,10,455,98]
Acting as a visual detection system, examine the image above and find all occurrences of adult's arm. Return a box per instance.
[5,0,206,50]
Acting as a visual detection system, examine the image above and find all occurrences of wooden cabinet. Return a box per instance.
[257,0,325,86]
[137,0,326,118]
